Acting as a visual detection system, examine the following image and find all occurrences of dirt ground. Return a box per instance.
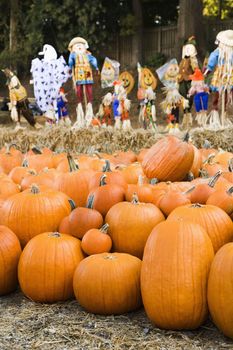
[0,291,232,350]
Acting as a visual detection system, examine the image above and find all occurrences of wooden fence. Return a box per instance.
[102,19,233,68]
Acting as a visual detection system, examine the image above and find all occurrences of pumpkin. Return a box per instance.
[140,67,157,90]
[88,160,127,191]
[59,195,103,239]
[0,185,72,246]
[105,194,165,258]
[0,144,23,174]
[189,170,222,204]
[201,154,227,177]
[190,145,203,178]
[137,148,149,163]
[158,189,191,216]
[168,204,233,253]
[73,253,142,315]
[0,226,22,295]
[141,220,214,330]
[54,155,91,207]
[119,71,135,94]
[20,168,56,190]
[206,186,233,216]
[9,164,34,185]
[119,162,145,184]
[125,175,154,203]
[25,153,54,172]
[0,176,20,199]
[213,151,233,167]
[18,232,84,302]
[222,158,233,183]
[81,223,112,255]
[88,174,125,216]
[142,135,194,181]
[208,243,233,339]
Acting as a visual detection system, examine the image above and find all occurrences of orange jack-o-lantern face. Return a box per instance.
[140,68,157,90]
[119,71,135,94]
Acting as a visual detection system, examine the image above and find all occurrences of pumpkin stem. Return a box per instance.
[185,172,194,182]
[93,151,102,159]
[208,170,222,188]
[227,187,233,196]
[86,195,95,209]
[132,192,139,204]
[100,223,109,234]
[22,158,29,167]
[228,158,233,173]
[183,186,195,195]
[68,199,76,211]
[31,145,42,154]
[49,232,61,238]
[30,184,40,194]
[102,160,111,172]
[190,203,203,208]
[100,174,107,186]
[150,178,159,185]
[199,169,209,178]
[202,153,216,165]
[67,154,79,172]
[103,254,116,260]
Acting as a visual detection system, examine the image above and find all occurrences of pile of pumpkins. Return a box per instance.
[0,135,233,339]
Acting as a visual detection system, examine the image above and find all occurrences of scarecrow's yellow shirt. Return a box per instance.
[9,85,27,103]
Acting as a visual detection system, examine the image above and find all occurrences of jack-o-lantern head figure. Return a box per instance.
[140,68,157,90]
[119,71,135,94]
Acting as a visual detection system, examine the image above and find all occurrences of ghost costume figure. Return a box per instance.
[30,44,70,125]
[68,37,99,129]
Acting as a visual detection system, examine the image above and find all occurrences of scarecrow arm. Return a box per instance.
[207,49,219,71]
[68,52,76,69]
[88,54,98,70]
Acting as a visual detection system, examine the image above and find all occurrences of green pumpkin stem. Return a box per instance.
[102,160,111,172]
[100,223,109,234]
[22,159,29,167]
[228,158,233,173]
[132,192,139,204]
[183,186,195,195]
[227,187,233,196]
[183,132,190,142]
[208,170,222,188]
[190,203,203,208]
[150,178,159,185]
[30,184,40,194]
[86,195,95,209]
[100,174,107,186]
[49,232,61,238]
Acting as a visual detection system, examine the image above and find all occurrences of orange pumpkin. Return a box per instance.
[141,220,214,330]
[0,144,23,174]
[189,170,222,204]
[190,145,203,178]
[0,176,20,199]
[119,162,145,184]
[81,223,112,255]
[158,189,191,216]
[73,253,142,315]
[0,226,22,295]
[0,185,72,246]
[140,67,157,90]
[105,194,165,258]
[119,71,135,94]
[208,243,233,339]
[142,135,194,181]
[206,186,233,216]
[168,204,233,253]
[88,174,125,216]
[18,232,84,302]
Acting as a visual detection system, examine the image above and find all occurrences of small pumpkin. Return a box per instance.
[119,71,135,94]
[73,253,142,315]
[81,223,112,255]
[18,232,84,302]
[189,170,222,204]
[206,186,233,216]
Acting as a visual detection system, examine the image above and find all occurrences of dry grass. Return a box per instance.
[0,291,232,350]
[0,125,233,154]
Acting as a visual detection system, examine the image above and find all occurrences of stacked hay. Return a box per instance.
[0,126,232,153]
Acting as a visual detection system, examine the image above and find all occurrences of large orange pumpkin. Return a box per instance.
[73,253,142,315]
[142,135,194,181]
[141,220,214,330]
[208,243,233,339]
[168,204,233,253]
[105,194,165,258]
[0,185,72,246]
[18,232,84,302]
[0,226,22,295]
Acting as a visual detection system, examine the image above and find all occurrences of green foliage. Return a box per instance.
[203,0,233,19]
[120,14,137,36]
[144,52,167,69]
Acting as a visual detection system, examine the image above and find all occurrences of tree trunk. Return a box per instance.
[175,0,206,61]
[131,0,143,66]
[9,0,19,69]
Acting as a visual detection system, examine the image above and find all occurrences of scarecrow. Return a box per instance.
[112,81,131,130]
[137,63,157,129]
[2,69,42,131]
[57,87,70,125]
[68,37,99,128]
[188,68,209,127]
[119,71,135,95]
[178,36,199,127]
[204,29,233,128]
[156,59,189,133]
[96,92,113,128]
[30,44,70,126]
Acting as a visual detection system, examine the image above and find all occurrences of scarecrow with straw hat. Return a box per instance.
[188,68,209,127]
[204,29,233,128]
[2,68,42,131]
[68,37,99,128]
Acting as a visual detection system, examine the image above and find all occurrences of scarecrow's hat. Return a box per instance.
[189,68,204,81]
